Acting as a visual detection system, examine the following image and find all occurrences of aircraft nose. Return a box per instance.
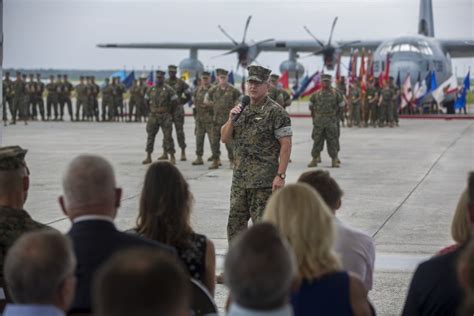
[392,61,420,84]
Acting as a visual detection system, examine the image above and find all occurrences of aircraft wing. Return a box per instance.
[98,39,384,54]
[438,39,474,58]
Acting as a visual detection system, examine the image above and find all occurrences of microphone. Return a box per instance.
[232,95,250,123]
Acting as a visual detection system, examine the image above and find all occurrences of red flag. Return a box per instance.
[384,53,391,83]
[367,50,374,80]
[378,70,385,87]
[360,49,366,92]
[351,49,358,83]
[278,70,289,89]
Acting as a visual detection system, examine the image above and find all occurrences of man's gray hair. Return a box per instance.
[62,155,116,210]
[225,222,296,310]
[4,230,76,304]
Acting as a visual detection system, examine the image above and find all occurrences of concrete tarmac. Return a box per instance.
[1,117,473,315]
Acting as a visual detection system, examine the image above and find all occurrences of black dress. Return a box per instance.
[176,233,207,283]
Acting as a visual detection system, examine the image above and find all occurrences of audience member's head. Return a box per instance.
[4,230,76,311]
[451,172,474,244]
[298,170,344,212]
[136,162,193,248]
[93,248,190,316]
[59,155,121,220]
[264,183,340,279]
[225,223,296,311]
[0,146,30,210]
[458,239,474,316]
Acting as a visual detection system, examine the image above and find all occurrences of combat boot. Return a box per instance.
[157,152,168,160]
[169,154,176,165]
[208,159,219,170]
[307,158,318,168]
[142,153,152,165]
[332,158,340,168]
[192,156,204,166]
[180,149,187,161]
[317,155,322,163]
[218,158,222,166]
[207,156,213,162]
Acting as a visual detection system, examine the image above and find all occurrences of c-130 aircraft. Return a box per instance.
[98,0,473,86]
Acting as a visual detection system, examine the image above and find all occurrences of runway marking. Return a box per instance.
[371,122,473,239]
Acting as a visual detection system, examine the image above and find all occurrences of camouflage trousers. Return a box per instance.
[312,119,339,159]
[75,98,87,120]
[393,101,399,124]
[31,96,45,120]
[195,120,213,157]
[146,113,175,154]
[59,96,73,120]
[128,96,139,121]
[379,103,393,126]
[351,103,361,126]
[169,105,186,150]
[101,97,112,121]
[365,102,377,126]
[227,184,273,242]
[2,97,11,121]
[211,121,234,160]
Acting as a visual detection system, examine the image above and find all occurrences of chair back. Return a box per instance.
[190,278,218,316]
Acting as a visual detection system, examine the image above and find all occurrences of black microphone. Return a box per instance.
[232,95,250,123]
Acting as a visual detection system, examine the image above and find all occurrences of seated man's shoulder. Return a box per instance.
[117,230,176,255]
[336,221,374,251]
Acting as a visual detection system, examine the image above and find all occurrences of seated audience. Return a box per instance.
[133,161,216,295]
[403,172,474,315]
[0,146,48,300]
[59,155,174,312]
[458,239,474,316]
[264,183,371,316]
[225,223,296,316]
[438,181,472,255]
[3,230,76,316]
[93,248,190,316]
[298,170,375,291]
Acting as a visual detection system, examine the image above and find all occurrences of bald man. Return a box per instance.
[59,155,174,312]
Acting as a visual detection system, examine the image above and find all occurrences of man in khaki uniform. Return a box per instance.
[205,68,241,169]
[142,71,179,165]
[191,71,213,166]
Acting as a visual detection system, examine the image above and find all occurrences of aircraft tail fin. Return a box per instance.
[418,0,435,37]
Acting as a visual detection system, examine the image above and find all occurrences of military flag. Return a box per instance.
[278,70,289,89]
[367,50,374,80]
[146,71,154,87]
[122,71,135,89]
[301,72,322,97]
[110,70,127,81]
[359,49,366,92]
[455,71,470,110]
[432,74,458,105]
[292,71,319,100]
[400,73,413,109]
[384,53,391,83]
[414,72,427,106]
[181,71,190,82]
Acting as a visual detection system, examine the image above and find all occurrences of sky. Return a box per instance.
[4,0,474,76]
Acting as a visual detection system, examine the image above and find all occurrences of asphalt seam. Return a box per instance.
[371,122,474,239]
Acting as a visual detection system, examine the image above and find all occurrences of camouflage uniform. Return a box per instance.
[192,81,213,160]
[267,86,284,106]
[349,84,361,127]
[138,80,148,121]
[379,85,394,127]
[46,80,59,120]
[101,80,113,121]
[365,84,379,127]
[128,81,141,121]
[0,146,48,295]
[144,82,178,159]
[308,75,343,167]
[58,78,74,121]
[206,83,241,162]
[25,77,36,120]
[112,81,125,121]
[165,75,191,153]
[280,90,292,109]
[12,76,27,123]
[75,80,87,121]
[35,76,45,121]
[84,80,94,121]
[229,95,292,241]
[90,80,100,121]
[391,82,400,126]
[3,76,13,123]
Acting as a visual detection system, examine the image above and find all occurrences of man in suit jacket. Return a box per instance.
[59,155,174,312]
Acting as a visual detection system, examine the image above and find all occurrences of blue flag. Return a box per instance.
[455,71,470,110]
[122,71,135,89]
[110,70,127,81]
[429,71,437,92]
[228,71,235,85]
[292,71,319,100]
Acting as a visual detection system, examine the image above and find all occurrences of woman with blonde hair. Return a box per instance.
[264,183,371,316]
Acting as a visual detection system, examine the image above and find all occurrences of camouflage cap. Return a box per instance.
[270,74,280,81]
[0,146,28,171]
[156,70,166,76]
[321,74,332,82]
[201,71,211,77]
[168,65,178,72]
[247,65,271,83]
[216,68,228,76]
